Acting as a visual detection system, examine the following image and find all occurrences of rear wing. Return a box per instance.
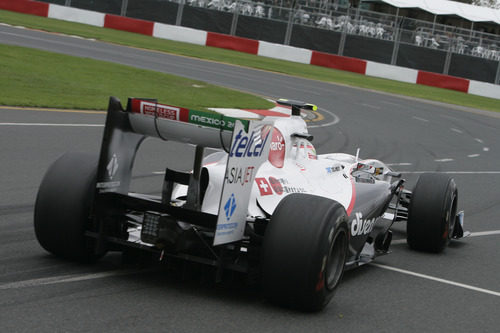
[93,97,272,246]
[126,97,250,149]
[95,97,249,195]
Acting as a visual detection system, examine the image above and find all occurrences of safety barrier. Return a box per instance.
[1,0,499,100]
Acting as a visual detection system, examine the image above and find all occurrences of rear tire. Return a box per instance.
[407,173,458,253]
[261,194,348,311]
[34,152,102,262]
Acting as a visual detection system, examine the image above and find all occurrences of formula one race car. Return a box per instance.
[34,97,466,311]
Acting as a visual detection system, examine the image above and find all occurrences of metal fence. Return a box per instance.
[40,0,500,84]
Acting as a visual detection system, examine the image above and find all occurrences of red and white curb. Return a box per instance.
[1,0,499,100]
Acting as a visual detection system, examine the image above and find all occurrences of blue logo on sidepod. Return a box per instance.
[229,127,270,158]
[224,193,237,221]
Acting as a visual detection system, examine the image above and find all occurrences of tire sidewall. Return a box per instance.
[407,173,458,252]
[34,152,99,261]
[313,215,348,306]
[261,194,349,311]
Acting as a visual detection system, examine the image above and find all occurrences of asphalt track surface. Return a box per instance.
[1,24,500,332]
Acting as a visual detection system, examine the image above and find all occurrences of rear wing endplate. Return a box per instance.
[94,97,273,247]
[214,120,273,245]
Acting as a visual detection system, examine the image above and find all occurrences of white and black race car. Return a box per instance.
[34,97,466,311]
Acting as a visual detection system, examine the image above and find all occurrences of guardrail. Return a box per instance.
[3,0,500,98]
[36,0,500,84]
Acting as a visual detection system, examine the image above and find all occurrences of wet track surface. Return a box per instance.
[1,24,500,332]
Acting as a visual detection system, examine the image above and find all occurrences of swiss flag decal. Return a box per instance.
[255,177,273,196]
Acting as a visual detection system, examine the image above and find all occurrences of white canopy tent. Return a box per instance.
[377,0,500,24]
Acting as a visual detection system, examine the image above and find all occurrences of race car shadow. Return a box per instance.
[116,252,385,314]
[448,239,467,249]
[22,251,389,315]
[116,254,267,304]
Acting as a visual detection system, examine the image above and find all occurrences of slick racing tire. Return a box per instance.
[261,194,349,312]
[34,152,103,262]
[407,173,458,253]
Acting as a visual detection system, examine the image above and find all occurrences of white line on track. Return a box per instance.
[386,163,413,166]
[483,147,490,152]
[159,168,499,176]
[393,228,500,239]
[379,101,401,107]
[360,103,381,110]
[451,128,463,134]
[389,229,500,245]
[434,158,454,162]
[468,154,480,158]
[0,23,26,29]
[0,123,104,127]
[0,106,105,114]
[412,116,429,122]
[402,171,500,174]
[371,263,500,297]
[469,230,500,237]
[440,114,461,121]
[1,231,499,291]
[0,270,149,290]
[475,138,484,144]
[1,29,109,53]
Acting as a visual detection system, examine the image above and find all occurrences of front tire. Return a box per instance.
[34,152,102,262]
[407,173,458,253]
[261,194,349,311]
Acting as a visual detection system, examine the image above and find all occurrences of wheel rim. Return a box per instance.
[325,229,347,291]
[445,193,458,241]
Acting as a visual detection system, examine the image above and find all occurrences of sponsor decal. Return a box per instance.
[351,212,376,236]
[326,166,343,174]
[255,177,273,196]
[229,125,271,158]
[224,193,237,221]
[268,128,285,168]
[225,166,255,186]
[96,181,121,193]
[216,222,238,232]
[296,162,306,171]
[266,177,306,194]
[268,177,283,195]
[214,120,274,245]
[188,110,242,131]
[256,177,305,196]
[107,154,119,180]
[96,181,121,189]
[216,194,238,236]
[283,186,307,194]
[140,101,179,120]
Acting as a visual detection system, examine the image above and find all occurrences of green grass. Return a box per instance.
[0,44,273,110]
[0,9,499,112]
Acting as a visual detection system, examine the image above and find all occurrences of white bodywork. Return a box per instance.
[124,98,396,247]
[173,114,392,224]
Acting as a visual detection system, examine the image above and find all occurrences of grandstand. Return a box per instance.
[182,0,499,59]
